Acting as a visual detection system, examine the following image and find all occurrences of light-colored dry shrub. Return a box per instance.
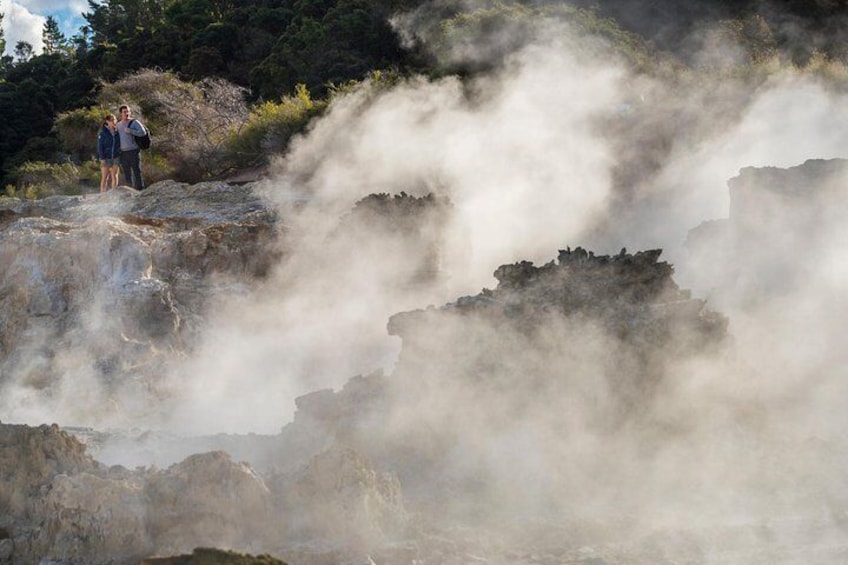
[98,69,250,181]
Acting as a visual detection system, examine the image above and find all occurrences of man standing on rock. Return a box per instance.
[117,104,148,190]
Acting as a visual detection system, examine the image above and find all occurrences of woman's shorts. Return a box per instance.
[101,158,120,167]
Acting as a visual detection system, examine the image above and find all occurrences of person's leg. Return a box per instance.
[100,163,108,192]
[131,150,145,190]
[125,150,143,189]
[120,153,132,187]
[110,165,120,188]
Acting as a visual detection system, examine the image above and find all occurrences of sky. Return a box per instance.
[1,0,87,55]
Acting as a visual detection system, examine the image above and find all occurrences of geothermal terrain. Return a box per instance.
[3,6,848,565]
[1,160,847,563]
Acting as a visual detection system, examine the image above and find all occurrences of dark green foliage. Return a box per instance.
[0,52,95,184]
[563,0,848,65]
[144,547,288,564]
[250,0,408,98]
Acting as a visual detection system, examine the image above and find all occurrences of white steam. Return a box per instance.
[2,3,847,554]
[161,18,628,434]
[161,8,848,448]
[154,6,848,552]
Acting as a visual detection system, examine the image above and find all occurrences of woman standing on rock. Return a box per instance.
[97,113,120,192]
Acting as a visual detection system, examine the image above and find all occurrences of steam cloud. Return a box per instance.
[169,7,848,436]
[161,5,848,547]
[2,2,848,554]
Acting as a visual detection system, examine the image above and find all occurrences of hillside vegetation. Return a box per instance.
[1,0,847,194]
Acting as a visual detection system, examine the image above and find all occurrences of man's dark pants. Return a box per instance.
[120,149,145,189]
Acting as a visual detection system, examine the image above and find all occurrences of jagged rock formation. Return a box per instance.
[387,247,726,434]
[0,239,735,564]
[390,246,726,350]
[0,420,404,564]
[686,158,848,303]
[0,181,278,423]
[330,192,452,286]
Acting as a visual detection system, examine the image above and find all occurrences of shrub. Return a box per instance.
[224,84,324,168]
[9,161,84,198]
[139,152,172,185]
[801,50,848,87]
[55,107,114,163]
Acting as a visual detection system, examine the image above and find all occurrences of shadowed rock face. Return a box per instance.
[388,247,726,425]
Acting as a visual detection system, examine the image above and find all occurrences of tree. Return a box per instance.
[14,42,34,63]
[83,0,170,44]
[250,0,407,98]
[0,12,6,56]
[0,12,12,77]
[42,16,69,56]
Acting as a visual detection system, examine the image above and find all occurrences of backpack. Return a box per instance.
[130,119,151,150]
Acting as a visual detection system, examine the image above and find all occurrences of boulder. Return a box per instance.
[274,444,407,550]
[144,451,273,555]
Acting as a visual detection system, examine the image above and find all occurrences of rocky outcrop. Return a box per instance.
[274,444,407,549]
[0,418,406,564]
[0,181,279,422]
[330,192,452,286]
[388,246,726,415]
[34,468,149,563]
[686,158,848,302]
[0,423,99,519]
[144,452,273,555]
[0,423,139,564]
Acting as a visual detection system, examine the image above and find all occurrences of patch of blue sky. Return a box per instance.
[2,0,87,55]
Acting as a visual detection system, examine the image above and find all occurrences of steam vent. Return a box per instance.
[1,168,845,563]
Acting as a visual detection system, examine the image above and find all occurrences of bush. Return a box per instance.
[55,107,115,163]
[801,50,848,86]
[138,152,172,185]
[7,161,84,198]
[224,84,324,168]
